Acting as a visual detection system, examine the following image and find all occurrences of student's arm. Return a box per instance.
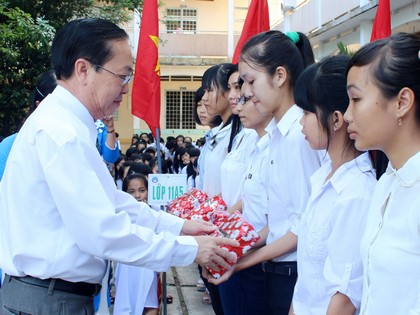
[226,199,242,214]
[206,230,297,285]
[326,292,356,315]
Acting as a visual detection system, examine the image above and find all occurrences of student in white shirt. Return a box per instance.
[344,32,420,315]
[218,65,256,315]
[220,84,273,315]
[205,31,322,315]
[200,63,235,198]
[0,18,237,314]
[291,55,376,315]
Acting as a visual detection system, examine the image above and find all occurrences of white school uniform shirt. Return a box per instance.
[201,123,232,197]
[197,124,221,190]
[241,132,270,232]
[0,85,198,284]
[292,152,376,315]
[220,128,255,207]
[360,152,420,315]
[266,105,324,262]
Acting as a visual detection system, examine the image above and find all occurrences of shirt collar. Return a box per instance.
[313,152,374,194]
[276,105,302,136]
[264,117,277,138]
[385,151,420,187]
[53,85,98,145]
[255,132,270,154]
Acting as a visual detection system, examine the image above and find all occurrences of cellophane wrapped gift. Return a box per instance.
[165,188,208,218]
[165,189,260,278]
[207,210,260,279]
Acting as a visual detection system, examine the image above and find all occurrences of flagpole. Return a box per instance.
[154,126,167,315]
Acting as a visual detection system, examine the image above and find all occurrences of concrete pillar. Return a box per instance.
[228,0,235,60]
[360,19,373,46]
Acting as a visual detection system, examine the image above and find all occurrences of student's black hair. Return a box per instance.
[193,87,205,125]
[186,158,199,182]
[226,64,243,153]
[144,147,156,155]
[122,173,148,193]
[202,63,235,130]
[32,70,57,111]
[173,147,187,174]
[240,30,315,88]
[125,147,140,158]
[165,140,176,151]
[347,32,420,121]
[136,139,148,149]
[127,162,151,177]
[113,155,126,181]
[139,132,150,143]
[295,55,351,152]
[51,18,129,80]
[347,32,420,178]
[141,152,153,163]
[129,153,142,162]
[187,147,201,159]
[202,63,234,94]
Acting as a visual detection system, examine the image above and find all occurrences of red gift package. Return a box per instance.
[165,188,208,218]
[207,210,260,279]
[165,189,260,278]
[188,196,227,222]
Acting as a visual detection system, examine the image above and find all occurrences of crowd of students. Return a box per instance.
[189,31,419,315]
[106,30,419,315]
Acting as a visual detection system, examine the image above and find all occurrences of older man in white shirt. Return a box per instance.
[0,18,236,315]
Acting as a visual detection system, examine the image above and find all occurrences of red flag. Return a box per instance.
[132,0,161,137]
[232,0,270,64]
[370,0,391,42]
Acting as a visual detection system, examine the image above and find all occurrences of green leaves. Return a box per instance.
[0,0,142,137]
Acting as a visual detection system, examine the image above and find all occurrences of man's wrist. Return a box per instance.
[107,129,115,134]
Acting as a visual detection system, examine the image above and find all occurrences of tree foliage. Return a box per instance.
[0,0,142,137]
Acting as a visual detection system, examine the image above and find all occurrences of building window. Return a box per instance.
[166,91,196,129]
[166,8,197,34]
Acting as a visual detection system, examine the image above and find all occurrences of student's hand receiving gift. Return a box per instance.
[201,262,237,285]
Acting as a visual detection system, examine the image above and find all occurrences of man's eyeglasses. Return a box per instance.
[237,95,251,105]
[87,59,133,86]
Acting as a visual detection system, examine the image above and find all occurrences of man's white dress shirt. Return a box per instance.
[360,152,420,315]
[293,153,376,314]
[0,86,197,284]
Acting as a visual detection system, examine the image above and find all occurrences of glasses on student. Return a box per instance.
[88,59,133,86]
[237,95,251,105]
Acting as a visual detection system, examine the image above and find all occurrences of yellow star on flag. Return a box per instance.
[149,35,160,76]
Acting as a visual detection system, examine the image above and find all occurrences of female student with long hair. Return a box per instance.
[198,63,235,198]
[344,32,420,315]
[240,30,322,314]
[291,55,377,314]
[206,30,323,314]
[220,82,273,315]
[218,66,262,314]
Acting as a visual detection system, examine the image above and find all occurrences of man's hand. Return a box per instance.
[181,219,217,236]
[193,235,238,272]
